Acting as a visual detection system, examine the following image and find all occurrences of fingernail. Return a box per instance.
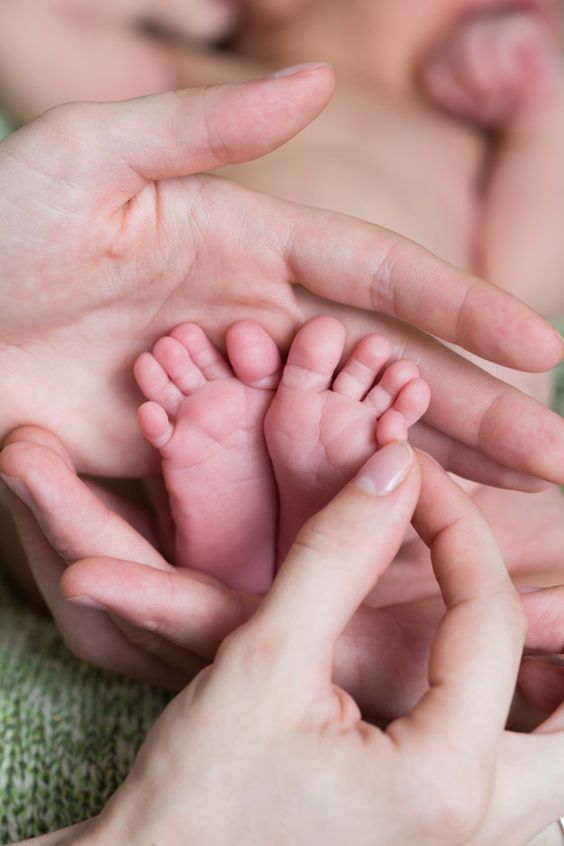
[67,595,107,612]
[354,441,413,496]
[0,473,35,510]
[267,62,329,79]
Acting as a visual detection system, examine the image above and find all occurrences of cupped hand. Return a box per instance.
[1,71,563,485]
[4,427,564,726]
[55,448,564,846]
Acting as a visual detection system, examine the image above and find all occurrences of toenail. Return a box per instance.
[354,442,413,496]
[0,474,35,510]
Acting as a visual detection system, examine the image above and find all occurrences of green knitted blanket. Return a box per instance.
[0,572,169,843]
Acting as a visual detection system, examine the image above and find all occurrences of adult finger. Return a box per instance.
[397,455,525,760]
[62,556,257,661]
[60,555,564,721]
[297,294,563,486]
[3,486,187,690]
[410,420,547,491]
[474,729,564,845]
[27,64,335,202]
[282,203,563,371]
[1,429,202,685]
[252,442,420,682]
[0,440,170,572]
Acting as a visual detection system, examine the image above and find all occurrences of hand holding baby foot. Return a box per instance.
[1,73,563,487]
[134,317,428,583]
[265,317,430,559]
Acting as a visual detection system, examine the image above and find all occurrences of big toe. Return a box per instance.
[280,317,346,392]
[226,321,282,389]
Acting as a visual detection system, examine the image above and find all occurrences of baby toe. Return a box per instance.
[134,352,184,416]
[281,317,346,393]
[377,409,409,446]
[365,360,420,416]
[226,321,282,390]
[171,323,232,381]
[138,402,175,451]
[152,336,206,396]
[392,377,431,427]
[332,334,392,400]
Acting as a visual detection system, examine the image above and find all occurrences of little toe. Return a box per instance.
[332,334,392,400]
[134,353,183,416]
[152,337,206,395]
[392,377,431,427]
[365,360,420,416]
[280,317,346,393]
[226,321,282,390]
[171,323,232,381]
[138,402,175,451]
[377,409,409,446]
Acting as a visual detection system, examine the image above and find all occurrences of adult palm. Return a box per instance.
[1,66,562,481]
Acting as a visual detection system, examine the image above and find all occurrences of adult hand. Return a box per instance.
[4,428,564,723]
[43,448,564,846]
[1,72,563,486]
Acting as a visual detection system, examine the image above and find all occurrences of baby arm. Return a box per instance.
[423,4,564,317]
[481,67,564,317]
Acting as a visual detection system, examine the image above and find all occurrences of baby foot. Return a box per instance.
[134,321,282,594]
[421,5,560,126]
[265,317,430,562]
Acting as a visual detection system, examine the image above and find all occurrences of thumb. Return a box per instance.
[253,442,420,675]
[40,63,334,201]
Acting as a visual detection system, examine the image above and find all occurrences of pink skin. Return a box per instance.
[422,3,560,126]
[134,322,282,594]
[135,318,430,591]
[265,317,430,561]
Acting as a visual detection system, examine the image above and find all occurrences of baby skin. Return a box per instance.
[422,1,564,315]
[134,318,430,593]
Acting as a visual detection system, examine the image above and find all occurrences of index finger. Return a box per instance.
[394,454,526,756]
[279,203,563,372]
[253,443,420,683]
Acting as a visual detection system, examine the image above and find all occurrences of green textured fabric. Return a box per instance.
[0,571,169,844]
[2,110,167,842]
[0,114,16,142]
[553,320,564,418]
